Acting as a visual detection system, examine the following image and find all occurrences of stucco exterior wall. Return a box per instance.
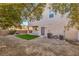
[29,4,78,40]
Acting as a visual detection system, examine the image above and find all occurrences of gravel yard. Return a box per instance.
[0,35,79,56]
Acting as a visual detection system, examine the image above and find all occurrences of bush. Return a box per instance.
[59,35,64,40]
[8,30,16,35]
[47,33,53,39]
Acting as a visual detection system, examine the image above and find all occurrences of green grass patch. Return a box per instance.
[16,34,39,40]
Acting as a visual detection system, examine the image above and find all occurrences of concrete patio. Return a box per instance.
[0,35,79,56]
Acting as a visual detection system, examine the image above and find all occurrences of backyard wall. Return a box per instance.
[0,30,9,36]
[16,30,27,34]
[65,28,78,41]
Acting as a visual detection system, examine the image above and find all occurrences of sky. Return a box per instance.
[21,19,28,26]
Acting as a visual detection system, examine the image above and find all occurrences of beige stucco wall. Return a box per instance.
[65,28,78,41]
[29,4,78,40]
[0,30,9,36]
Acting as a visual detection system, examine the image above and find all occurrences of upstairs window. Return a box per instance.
[49,13,54,18]
[49,10,54,18]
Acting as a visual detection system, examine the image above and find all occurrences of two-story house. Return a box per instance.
[28,4,78,41]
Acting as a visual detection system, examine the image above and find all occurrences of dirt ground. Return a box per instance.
[0,35,79,56]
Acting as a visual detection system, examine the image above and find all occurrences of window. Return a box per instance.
[49,13,54,18]
[49,10,54,18]
[33,26,38,31]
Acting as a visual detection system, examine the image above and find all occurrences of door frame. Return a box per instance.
[41,27,45,35]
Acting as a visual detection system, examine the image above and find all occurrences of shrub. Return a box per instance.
[8,30,16,35]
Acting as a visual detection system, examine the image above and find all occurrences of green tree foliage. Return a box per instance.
[0,3,46,29]
[31,3,46,20]
[23,3,46,20]
[0,4,26,29]
[69,4,79,29]
[50,3,70,15]
[50,3,79,29]
[2,3,79,30]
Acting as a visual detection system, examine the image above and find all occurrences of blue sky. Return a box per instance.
[21,19,28,26]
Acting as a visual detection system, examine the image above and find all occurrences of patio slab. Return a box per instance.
[0,35,79,56]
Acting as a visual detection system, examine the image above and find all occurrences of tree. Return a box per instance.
[21,3,46,33]
[69,4,79,29]
[0,3,46,29]
[50,3,79,29]
[50,3,70,15]
[0,4,26,29]
[23,3,46,20]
